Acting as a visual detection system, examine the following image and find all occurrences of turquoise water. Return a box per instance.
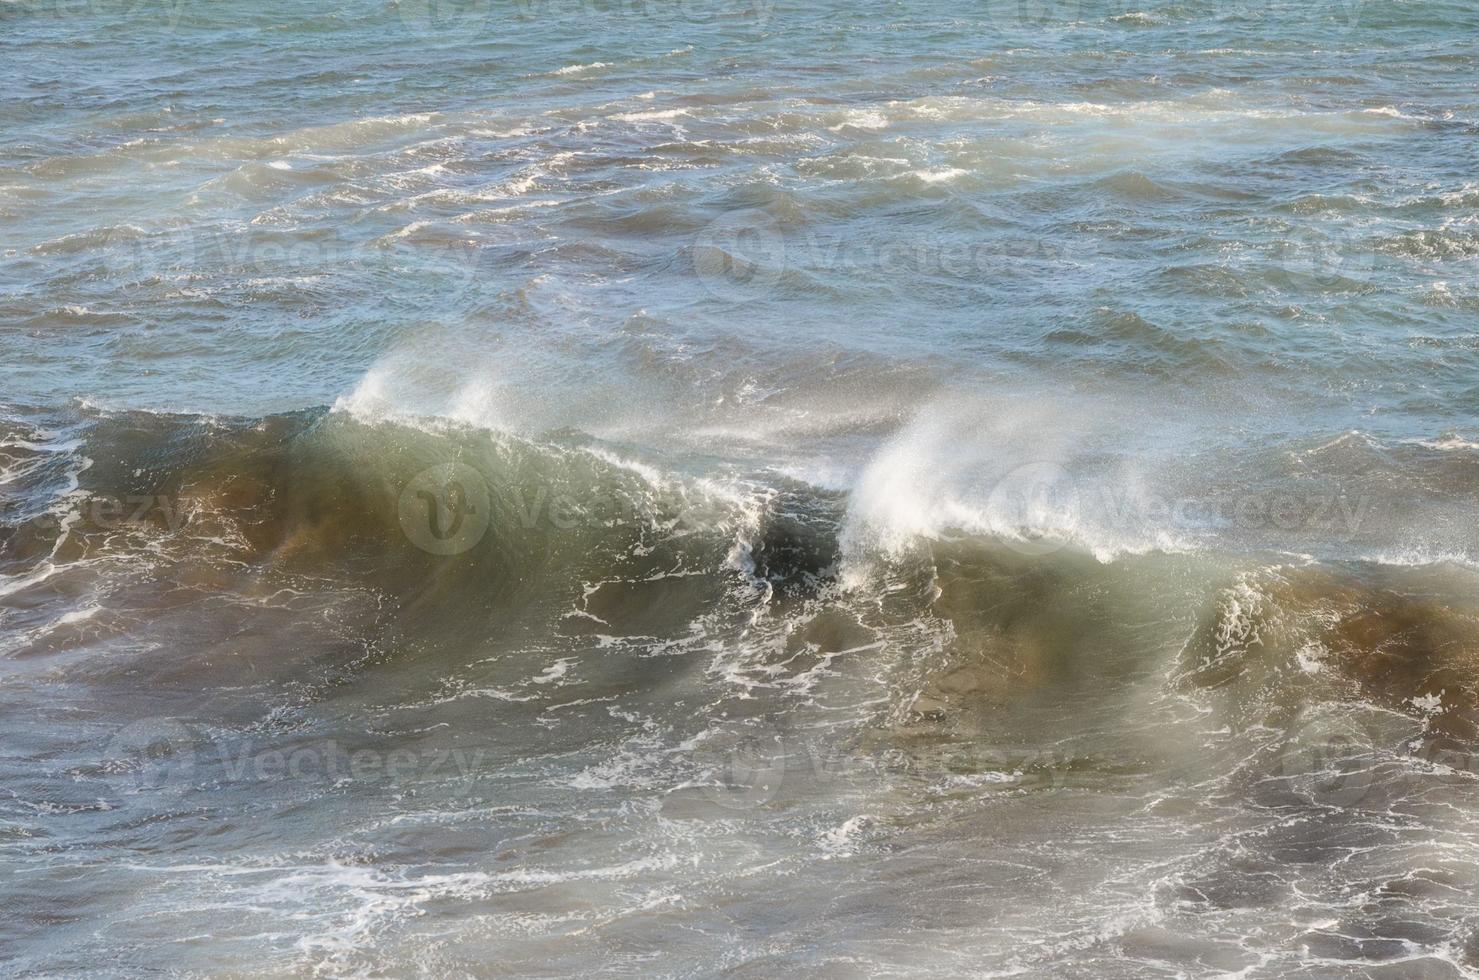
[4,0,1479,975]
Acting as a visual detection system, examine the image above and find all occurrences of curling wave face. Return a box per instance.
[4,403,1479,975]
[4,0,1479,974]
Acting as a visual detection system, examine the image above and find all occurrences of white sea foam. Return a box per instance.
[827,109,889,131]
[552,61,612,76]
[1408,433,1479,452]
[912,166,967,183]
[611,108,688,122]
[1363,548,1478,570]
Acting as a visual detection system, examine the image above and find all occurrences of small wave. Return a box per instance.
[826,109,890,131]
[911,167,967,184]
[1402,432,1479,453]
[551,61,613,76]
[1363,548,1478,570]
[1180,563,1479,737]
[611,108,688,123]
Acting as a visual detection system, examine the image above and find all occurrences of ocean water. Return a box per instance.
[3,0,1479,975]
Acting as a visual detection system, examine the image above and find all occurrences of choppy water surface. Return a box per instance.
[4,0,1479,975]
